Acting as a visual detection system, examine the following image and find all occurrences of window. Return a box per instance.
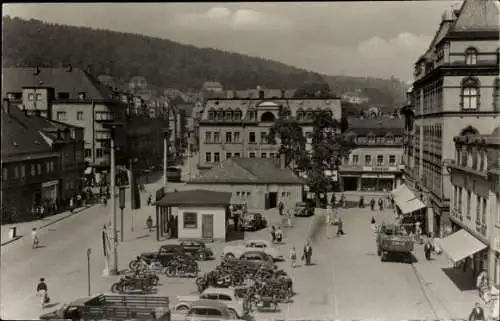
[233,110,242,120]
[204,132,212,143]
[352,155,359,165]
[96,148,103,158]
[225,132,232,143]
[208,109,215,120]
[13,166,19,179]
[46,161,51,173]
[234,152,240,158]
[213,132,220,143]
[224,111,232,121]
[249,152,256,158]
[226,152,232,159]
[57,92,70,99]
[249,132,256,143]
[219,294,233,301]
[389,155,396,165]
[205,152,212,163]
[458,187,463,213]
[376,155,384,165]
[465,47,478,65]
[482,198,487,226]
[365,155,372,165]
[233,132,240,143]
[461,77,480,110]
[269,153,275,158]
[453,186,458,210]
[31,164,36,176]
[476,195,481,224]
[78,92,86,100]
[260,132,267,143]
[85,148,92,158]
[56,111,67,121]
[261,152,267,158]
[2,167,7,180]
[213,152,220,163]
[183,212,197,229]
[20,165,25,178]
[76,111,84,120]
[95,111,114,121]
[37,164,42,175]
[95,131,111,140]
[466,190,471,219]
[216,110,223,120]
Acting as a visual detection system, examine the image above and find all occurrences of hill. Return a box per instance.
[2,17,407,105]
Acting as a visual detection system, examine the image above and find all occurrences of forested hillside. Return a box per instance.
[2,17,407,105]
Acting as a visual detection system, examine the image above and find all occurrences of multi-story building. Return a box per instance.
[340,117,404,192]
[447,128,500,290]
[2,67,167,174]
[1,100,85,222]
[197,90,341,169]
[401,0,499,237]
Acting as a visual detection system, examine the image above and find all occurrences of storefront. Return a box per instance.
[340,172,401,192]
[42,180,59,204]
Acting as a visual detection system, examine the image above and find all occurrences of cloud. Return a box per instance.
[171,6,292,31]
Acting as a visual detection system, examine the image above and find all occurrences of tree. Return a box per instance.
[306,111,356,207]
[293,80,335,98]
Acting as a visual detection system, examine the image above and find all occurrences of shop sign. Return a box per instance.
[362,174,378,178]
[42,180,58,188]
[378,174,395,179]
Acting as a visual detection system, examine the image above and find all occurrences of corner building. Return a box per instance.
[402,0,499,237]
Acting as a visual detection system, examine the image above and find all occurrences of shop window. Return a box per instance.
[183,212,197,229]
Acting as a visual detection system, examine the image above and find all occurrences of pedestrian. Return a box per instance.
[270,226,276,244]
[359,196,365,208]
[289,247,297,268]
[147,194,152,206]
[275,227,283,244]
[146,216,153,232]
[302,241,313,265]
[287,210,292,227]
[340,194,346,208]
[415,222,422,244]
[36,277,49,309]
[378,198,383,211]
[69,197,74,213]
[76,194,82,207]
[32,228,39,249]
[370,198,376,211]
[331,194,336,207]
[370,216,376,232]
[424,239,433,260]
[278,201,284,216]
[336,217,345,236]
[468,302,485,321]
[476,269,488,299]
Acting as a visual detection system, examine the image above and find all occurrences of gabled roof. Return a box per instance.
[188,158,305,185]
[2,67,114,100]
[155,189,231,207]
[451,0,499,32]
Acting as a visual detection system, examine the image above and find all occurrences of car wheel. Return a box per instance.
[176,305,190,312]
[225,253,235,259]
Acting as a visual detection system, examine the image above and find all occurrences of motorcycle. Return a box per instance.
[110,274,155,293]
[165,260,198,278]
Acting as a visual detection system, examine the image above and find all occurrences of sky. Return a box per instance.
[3,1,464,83]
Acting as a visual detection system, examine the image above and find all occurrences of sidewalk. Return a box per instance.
[1,205,92,246]
[411,242,481,319]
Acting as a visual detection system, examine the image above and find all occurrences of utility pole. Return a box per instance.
[162,129,169,191]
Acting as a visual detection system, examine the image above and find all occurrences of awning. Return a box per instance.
[438,229,488,263]
[391,184,414,203]
[398,198,425,214]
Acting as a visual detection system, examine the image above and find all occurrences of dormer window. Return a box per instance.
[368,134,376,144]
[208,108,216,120]
[465,47,478,65]
[216,110,223,121]
[305,109,313,120]
[57,92,70,99]
[224,110,232,121]
[233,110,242,121]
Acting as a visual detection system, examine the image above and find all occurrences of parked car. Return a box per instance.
[167,167,182,182]
[140,244,194,267]
[294,201,314,217]
[223,240,282,261]
[179,240,214,261]
[175,288,250,318]
[239,250,274,266]
[241,212,267,231]
[182,299,246,321]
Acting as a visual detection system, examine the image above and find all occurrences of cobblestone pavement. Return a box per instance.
[1,184,482,320]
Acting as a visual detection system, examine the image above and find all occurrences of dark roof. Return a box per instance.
[188,158,305,185]
[345,117,404,136]
[2,67,114,100]
[155,189,232,207]
[1,105,54,160]
[451,0,499,32]
[15,113,84,142]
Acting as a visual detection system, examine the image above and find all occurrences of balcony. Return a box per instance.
[476,223,487,236]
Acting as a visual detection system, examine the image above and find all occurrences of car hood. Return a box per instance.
[141,252,157,257]
[39,308,64,320]
[176,295,200,303]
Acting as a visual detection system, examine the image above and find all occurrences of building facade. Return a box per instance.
[340,117,405,192]
[197,91,342,169]
[401,0,500,237]
[448,129,500,290]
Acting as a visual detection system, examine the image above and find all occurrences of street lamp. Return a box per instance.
[86,248,92,296]
[162,128,170,191]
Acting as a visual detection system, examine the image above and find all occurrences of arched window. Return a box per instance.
[261,111,275,122]
[461,77,480,110]
[233,109,242,120]
[465,47,478,65]
[208,108,216,120]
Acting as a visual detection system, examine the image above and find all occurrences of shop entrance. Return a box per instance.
[342,177,358,191]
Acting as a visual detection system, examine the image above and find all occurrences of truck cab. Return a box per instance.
[376,223,414,263]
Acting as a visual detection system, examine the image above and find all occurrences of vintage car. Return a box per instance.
[140,244,194,267]
[223,240,282,261]
[175,288,250,318]
[239,250,274,266]
[179,240,214,261]
[182,299,247,321]
[241,212,267,231]
[376,223,414,263]
[294,201,314,217]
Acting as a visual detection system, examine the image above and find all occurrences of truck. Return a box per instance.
[39,294,170,320]
[376,223,414,263]
[223,240,283,261]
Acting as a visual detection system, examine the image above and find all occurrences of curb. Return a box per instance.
[1,204,94,247]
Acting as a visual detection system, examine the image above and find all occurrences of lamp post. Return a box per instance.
[86,248,91,296]
[118,187,125,242]
[162,128,169,191]
[129,158,138,232]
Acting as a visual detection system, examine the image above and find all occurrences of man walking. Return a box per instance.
[278,201,284,216]
[468,302,485,321]
[424,239,433,260]
[302,241,313,266]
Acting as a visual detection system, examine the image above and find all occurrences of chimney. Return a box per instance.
[279,153,286,169]
[3,98,10,114]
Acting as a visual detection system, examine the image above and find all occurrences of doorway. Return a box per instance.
[342,177,358,191]
[268,192,278,209]
[201,214,214,239]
